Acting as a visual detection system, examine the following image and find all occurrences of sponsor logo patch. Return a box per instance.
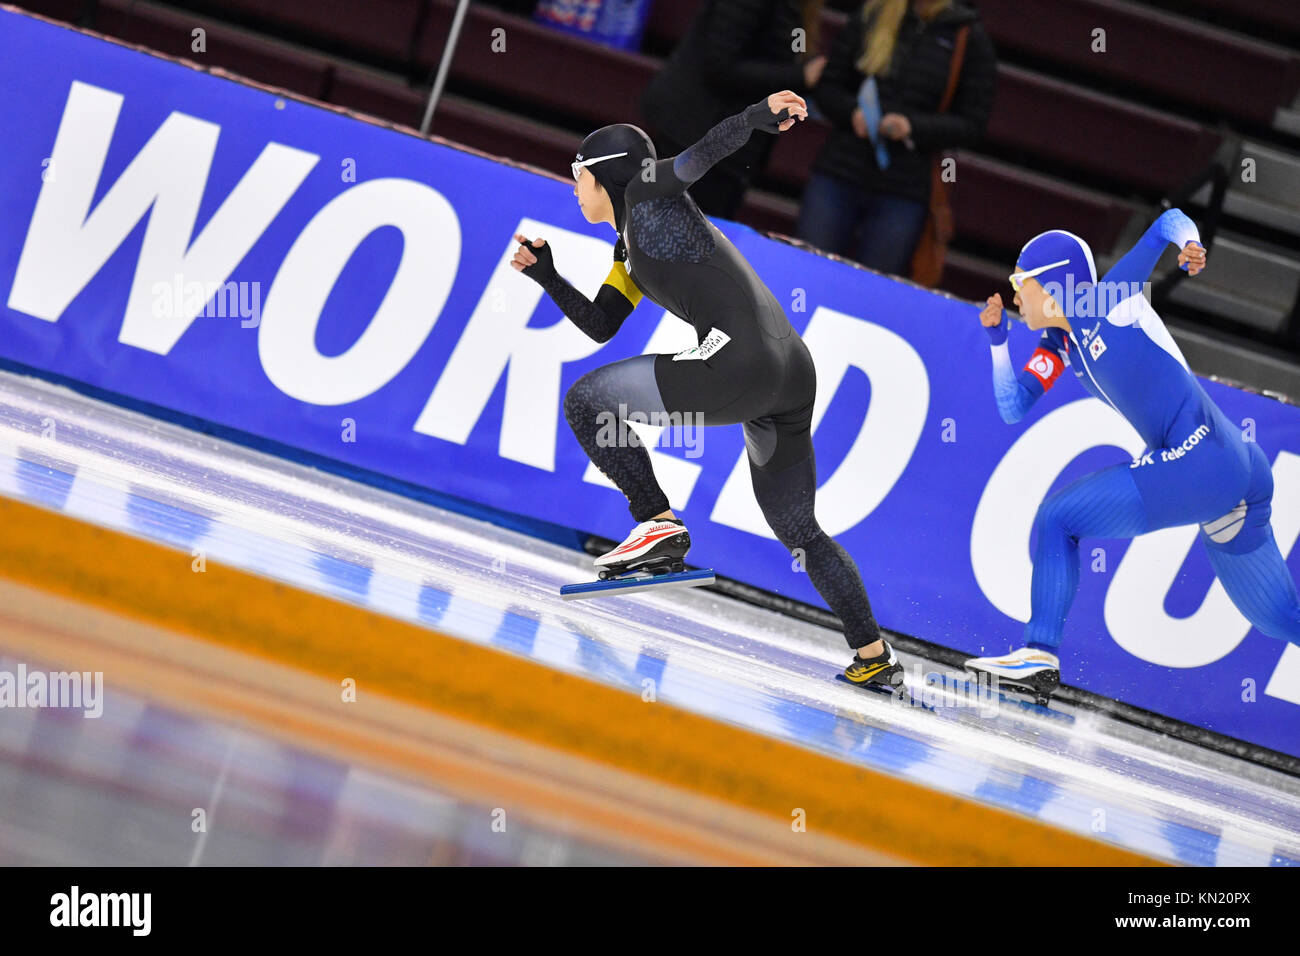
[673,327,731,362]
[1025,347,1064,389]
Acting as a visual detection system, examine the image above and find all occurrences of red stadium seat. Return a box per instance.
[326,67,429,129]
[763,119,830,192]
[1176,0,1300,39]
[8,0,87,23]
[415,0,658,129]
[950,152,1135,256]
[327,67,579,177]
[987,65,1222,194]
[94,0,333,99]
[941,249,1019,301]
[193,0,423,63]
[736,189,802,238]
[977,0,1300,126]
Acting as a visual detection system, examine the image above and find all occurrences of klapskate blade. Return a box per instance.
[834,673,933,711]
[960,669,1073,723]
[560,568,715,601]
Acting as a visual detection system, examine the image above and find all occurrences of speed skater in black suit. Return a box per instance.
[512,90,899,689]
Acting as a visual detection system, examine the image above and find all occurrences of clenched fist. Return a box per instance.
[1178,241,1206,276]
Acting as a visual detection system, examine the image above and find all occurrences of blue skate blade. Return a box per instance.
[560,568,715,601]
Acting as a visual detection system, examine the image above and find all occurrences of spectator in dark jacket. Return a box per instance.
[641,0,827,219]
[798,0,995,275]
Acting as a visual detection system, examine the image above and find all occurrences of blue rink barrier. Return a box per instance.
[2,9,1299,758]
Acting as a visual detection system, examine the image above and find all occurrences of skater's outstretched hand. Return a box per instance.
[511,233,556,282]
[750,90,808,133]
[980,293,1009,345]
[1178,240,1206,276]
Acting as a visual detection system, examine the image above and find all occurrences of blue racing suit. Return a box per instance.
[988,210,1300,650]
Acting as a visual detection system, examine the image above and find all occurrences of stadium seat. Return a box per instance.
[1168,232,1300,333]
[9,0,87,23]
[328,67,580,177]
[189,0,424,63]
[416,0,657,128]
[941,249,1016,302]
[988,66,1221,195]
[977,0,1300,127]
[762,119,830,192]
[326,67,429,129]
[93,0,333,99]
[1173,0,1300,38]
[736,190,801,238]
[1193,141,1300,238]
[949,152,1135,257]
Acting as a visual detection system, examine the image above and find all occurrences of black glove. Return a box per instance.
[745,99,792,135]
[518,237,558,285]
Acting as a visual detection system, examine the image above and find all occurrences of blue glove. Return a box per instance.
[984,310,1009,346]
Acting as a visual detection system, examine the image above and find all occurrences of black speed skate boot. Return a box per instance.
[594,518,691,580]
[843,638,904,691]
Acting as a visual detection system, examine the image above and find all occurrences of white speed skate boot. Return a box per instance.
[964,646,1060,704]
[594,518,691,580]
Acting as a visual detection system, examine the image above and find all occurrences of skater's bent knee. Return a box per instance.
[1034,494,1078,537]
[563,378,594,428]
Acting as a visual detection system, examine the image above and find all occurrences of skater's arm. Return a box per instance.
[512,234,641,344]
[981,294,1058,424]
[1101,208,1204,287]
[631,92,807,200]
[992,341,1055,424]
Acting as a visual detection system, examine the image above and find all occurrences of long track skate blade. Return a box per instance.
[834,672,934,712]
[560,568,715,601]
[961,669,1073,723]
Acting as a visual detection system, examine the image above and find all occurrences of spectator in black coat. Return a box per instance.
[798,0,996,275]
[641,0,827,219]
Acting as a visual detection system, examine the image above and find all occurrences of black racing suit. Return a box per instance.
[525,102,881,650]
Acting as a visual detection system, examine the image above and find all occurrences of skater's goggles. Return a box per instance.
[572,151,628,181]
[1009,259,1070,292]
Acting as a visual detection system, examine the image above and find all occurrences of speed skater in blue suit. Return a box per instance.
[965,209,1300,700]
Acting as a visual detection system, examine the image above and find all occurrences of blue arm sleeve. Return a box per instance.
[991,341,1045,424]
[1102,208,1201,287]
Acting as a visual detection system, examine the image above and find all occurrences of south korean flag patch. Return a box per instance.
[1089,334,1107,360]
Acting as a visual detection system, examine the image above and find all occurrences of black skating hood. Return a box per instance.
[576,123,656,237]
